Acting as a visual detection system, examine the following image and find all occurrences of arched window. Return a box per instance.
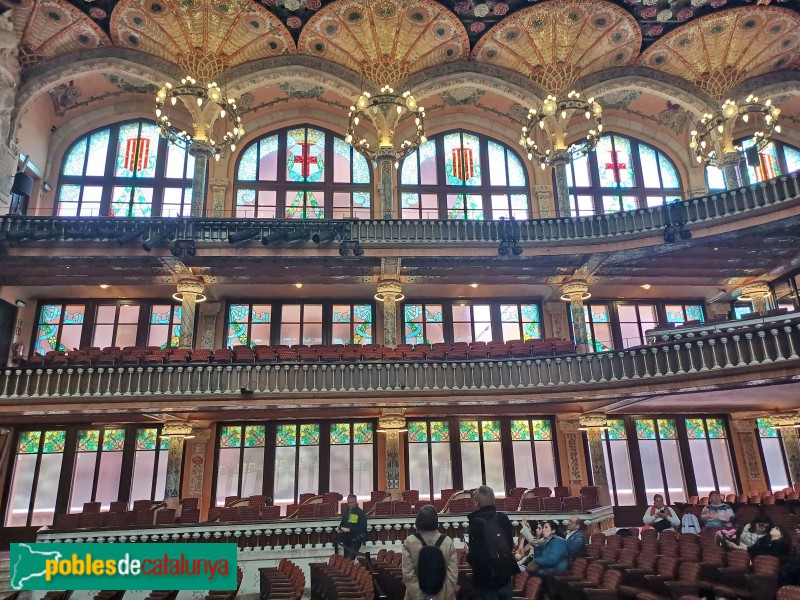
[399,130,529,220]
[234,126,371,219]
[706,138,800,190]
[565,134,682,216]
[55,120,194,218]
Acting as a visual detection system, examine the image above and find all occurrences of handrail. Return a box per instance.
[3,174,798,246]
[2,319,798,402]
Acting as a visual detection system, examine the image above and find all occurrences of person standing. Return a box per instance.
[339,494,367,559]
[467,486,517,600]
[401,504,459,600]
[642,494,681,532]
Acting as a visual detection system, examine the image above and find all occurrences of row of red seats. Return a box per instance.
[52,498,199,529]
[259,559,304,600]
[684,487,800,506]
[310,555,373,600]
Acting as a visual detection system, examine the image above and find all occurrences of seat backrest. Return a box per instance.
[753,555,780,576]
[524,576,542,599]
[679,561,701,582]
[777,586,800,600]
[585,563,605,585]
[657,556,679,578]
[601,569,623,590]
[726,549,750,570]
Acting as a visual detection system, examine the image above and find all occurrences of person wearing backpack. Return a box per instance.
[466,485,517,600]
[401,504,458,600]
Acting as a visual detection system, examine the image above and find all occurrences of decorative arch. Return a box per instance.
[398,129,530,221]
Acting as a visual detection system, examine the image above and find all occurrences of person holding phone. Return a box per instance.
[643,494,680,532]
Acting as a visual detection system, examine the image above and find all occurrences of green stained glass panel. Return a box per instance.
[686,306,704,322]
[276,425,296,447]
[657,419,677,440]
[353,422,373,444]
[460,421,479,442]
[286,128,325,183]
[102,428,125,451]
[706,418,726,438]
[244,425,266,448]
[43,431,66,453]
[685,418,706,439]
[757,418,777,438]
[636,419,656,440]
[605,420,626,440]
[511,420,530,441]
[77,430,100,452]
[220,425,242,448]
[531,420,552,441]
[481,421,501,442]
[300,424,320,446]
[330,423,351,445]
[136,428,158,451]
[17,431,41,454]
[429,422,449,442]
[408,421,427,443]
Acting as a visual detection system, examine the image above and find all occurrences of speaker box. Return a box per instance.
[745,146,760,168]
[11,172,34,198]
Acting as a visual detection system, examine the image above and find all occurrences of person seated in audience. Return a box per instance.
[564,517,587,557]
[516,520,543,569]
[525,520,569,575]
[700,491,735,530]
[722,515,771,550]
[401,504,459,600]
[643,494,681,532]
[746,525,792,558]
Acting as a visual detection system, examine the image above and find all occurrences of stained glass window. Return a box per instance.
[235,126,371,219]
[220,425,243,448]
[6,429,66,526]
[461,420,505,494]
[92,303,140,349]
[452,303,492,343]
[34,303,86,355]
[706,138,800,190]
[70,428,126,512]
[148,304,181,349]
[617,304,658,349]
[131,426,169,507]
[353,423,373,444]
[408,420,452,501]
[636,419,656,440]
[635,418,686,503]
[603,419,627,440]
[403,303,444,345]
[330,422,374,499]
[512,418,557,489]
[665,304,705,324]
[565,134,682,217]
[595,420,635,504]
[56,120,192,217]
[408,421,428,443]
[330,423,351,445]
[226,303,272,348]
[685,417,736,496]
[757,418,791,492]
[582,303,613,352]
[399,130,529,220]
[332,304,373,345]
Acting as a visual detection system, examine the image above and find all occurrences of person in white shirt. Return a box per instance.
[643,494,680,532]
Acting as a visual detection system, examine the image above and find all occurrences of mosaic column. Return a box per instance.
[556,417,586,494]
[717,151,741,191]
[740,282,772,315]
[580,414,611,505]
[561,280,591,352]
[208,178,229,217]
[0,12,21,211]
[198,302,220,350]
[376,149,396,219]
[163,422,194,508]
[378,413,406,494]
[730,418,765,493]
[189,141,215,217]
[185,427,210,500]
[550,150,571,217]
[176,277,206,349]
[376,280,403,348]
[772,413,800,487]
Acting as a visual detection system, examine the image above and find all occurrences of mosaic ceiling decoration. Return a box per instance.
[471,0,640,90]
[109,0,295,78]
[297,0,469,85]
[639,7,800,99]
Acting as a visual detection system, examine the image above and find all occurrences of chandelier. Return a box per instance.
[155,76,245,160]
[689,95,781,165]
[519,90,603,170]
[346,85,427,166]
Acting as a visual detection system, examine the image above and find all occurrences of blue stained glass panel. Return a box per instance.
[447,194,483,220]
[227,304,249,347]
[258,135,279,181]
[444,133,481,186]
[63,140,88,176]
[352,191,370,209]
[114,123,160,178]
[706,165,727,191]
[401,151,419,185]
[686,305,703,321]
[352,150,370,184]
[784,146,800,173]
[285,191,324,219]
[658,153,680,188]
[419,139,437,185]
[507,151,526,186]
[333,137,352,183]
[56,185,82,216]
[110,186,153,217]
[488,141,507,186]
[402,192,419,208]
[86,130,110,177]
[639,144,660,188]
[286,128,325,183]
[743,138,781,183]
[734,305,753,320]
[597,136,634,188]
[238,145,257,181]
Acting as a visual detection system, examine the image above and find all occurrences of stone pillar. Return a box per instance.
[184,427,210,501]
[717,151,741,191]
[534,185,554,218]
[208,178,229,218]
[544,300,569,340]
[561,280,591,352]
[378,412,406,497]
[163,421,194,508]
[188,142,214,217]
[580,413,611,505]
[772,413,800,487]
[176,277,206,349]
[555,417,587,495]
[375,279,403,348]
[730,419,766,493]
[707,302,732,321]
[551,150,571,217]
[376,150,395,219]
[740,282,772,315]
[198,302,220,350]
[0,12,21,211]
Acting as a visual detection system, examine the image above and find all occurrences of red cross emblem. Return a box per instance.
[605,151,627,184]
[293,142,318,178]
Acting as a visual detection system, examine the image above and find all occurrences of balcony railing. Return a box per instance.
[2,174,798,246]
[3,319,798,402]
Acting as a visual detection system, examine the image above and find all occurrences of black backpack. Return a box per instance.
[415,533,447,596]
[481,515,515,580]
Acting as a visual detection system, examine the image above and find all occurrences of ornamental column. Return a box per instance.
[740,282,772,315]
[580,414,611,506]
[378,412,406,498]
[188,141,215,217]
[730,418,766,493]
[208,178,229,217]
[375,280,403,348]
[163,422,194,509]
[175,277,206,349]
[772,413,800,487]
[376,149,396,219]
[551,150,571,217]
[717,151,741,191]
[0,11,21,211]
[197,302,220,350]
[561,280,591,353]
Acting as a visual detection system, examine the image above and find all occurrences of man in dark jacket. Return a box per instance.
[467,485,517,600]
[339,494,367,559]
